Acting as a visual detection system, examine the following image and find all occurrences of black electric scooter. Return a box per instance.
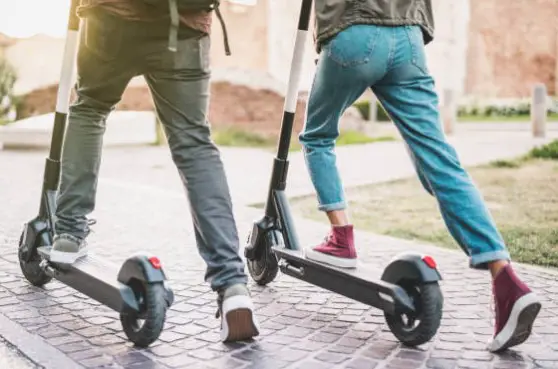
[244,0,444,346]
[17,0,173,348]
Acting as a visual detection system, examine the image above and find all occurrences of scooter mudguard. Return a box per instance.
[381,252,442,284]
[117,253,168,285]
[117,254,174,309]
[20,217,51,262]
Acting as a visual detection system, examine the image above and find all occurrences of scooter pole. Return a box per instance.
[263,0,313,218]
[38,0,80,219]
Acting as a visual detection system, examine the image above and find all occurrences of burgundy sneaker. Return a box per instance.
[305,225,357,268]
[488,264,541,352]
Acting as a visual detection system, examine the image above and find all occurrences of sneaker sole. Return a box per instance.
[488,293,541,352]
[305,248,357,269]
[221,295,259,342]
[49,248,88,265]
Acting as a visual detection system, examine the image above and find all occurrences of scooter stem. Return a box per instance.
[39,0,80,217]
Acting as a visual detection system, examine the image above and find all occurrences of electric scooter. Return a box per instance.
[17,0,174,348]
[244,0,444,346]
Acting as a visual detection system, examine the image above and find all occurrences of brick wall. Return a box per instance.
[465,0,558,97]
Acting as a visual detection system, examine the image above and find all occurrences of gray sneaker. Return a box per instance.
[50,234,88,265]
[217,284,259,342]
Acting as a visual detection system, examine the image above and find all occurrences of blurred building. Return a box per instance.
[0,0,556,120]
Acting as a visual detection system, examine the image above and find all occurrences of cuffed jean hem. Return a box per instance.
[318,201,347,212]
[212,276,248,293]
[469,250,511,270]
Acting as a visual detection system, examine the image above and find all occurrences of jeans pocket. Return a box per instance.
[325,25,380,67]
[405,26,429,75]
[82,10,124,61]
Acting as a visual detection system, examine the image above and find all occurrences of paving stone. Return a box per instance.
[206,356,248,369]
[314,351,350,364]
[171,337,209,350]
[273,348,308,362]
[80,354,118,368]
[76,326,114,338]
[147,345,184,357]
[157,353,198,368]
[67,348,105,361]
[158,330,187,343]
[308,332,342,343]
[188,348,223,360]
[425,358,458,369]
[456,359,493,369]
[88,333,127,346]
[460,350,494,361]
[385,358,424,369]
[172,324,208,336]
[115,351,152,366]
[291,360,335,369]
[59,340,95,353]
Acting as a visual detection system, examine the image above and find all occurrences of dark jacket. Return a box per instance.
[314,0,435,52]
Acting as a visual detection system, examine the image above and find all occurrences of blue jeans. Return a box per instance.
[299,25,510,269]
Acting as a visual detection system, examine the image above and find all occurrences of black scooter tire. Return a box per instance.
[120,281,167,348]
[18,232,52,287]
[384,281,443,347]
[247,230,280,286]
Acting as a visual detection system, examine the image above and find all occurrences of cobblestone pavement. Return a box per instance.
[0,146,557,369]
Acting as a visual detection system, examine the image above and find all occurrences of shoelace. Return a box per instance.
[84,218,96,238]
[489,289,498,336]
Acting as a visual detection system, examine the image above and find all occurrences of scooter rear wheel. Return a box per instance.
[247,230,280,286]
[384,281,443,347]
[18,231,52,287]
[120,281,167,347]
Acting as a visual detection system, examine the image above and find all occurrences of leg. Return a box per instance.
[52,10,136,264]
[373,25,540,352]
[299,25,387,268]
[143,35,257,341]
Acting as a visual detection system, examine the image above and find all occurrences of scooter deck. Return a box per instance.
[273,247,414,315]
[37,246,139,313]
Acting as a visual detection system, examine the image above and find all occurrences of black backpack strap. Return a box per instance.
[167,0,179,51]
[215,7,231,56]
[166,0,230,56]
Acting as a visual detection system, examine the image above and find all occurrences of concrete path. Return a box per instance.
[0,130,557,369]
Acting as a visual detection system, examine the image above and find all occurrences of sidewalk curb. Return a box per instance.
[0,313,83,369]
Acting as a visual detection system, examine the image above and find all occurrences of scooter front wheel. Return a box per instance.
[18,231,52,287]
[384,281,443,347]
[120,281,167,347]
[247,230,280,286]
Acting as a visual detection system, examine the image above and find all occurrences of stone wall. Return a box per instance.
[465,0,558,97]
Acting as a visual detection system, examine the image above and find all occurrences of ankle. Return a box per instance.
[489,260,510,279]
[326,210,349,226]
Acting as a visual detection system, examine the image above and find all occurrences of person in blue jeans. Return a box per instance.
[299,0,541,353]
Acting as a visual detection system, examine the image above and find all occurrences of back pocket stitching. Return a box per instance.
[326,26,380,68]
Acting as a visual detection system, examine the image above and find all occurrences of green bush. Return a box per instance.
[529,140,558,160]
[0,56,17,122]
[352,100,391,122]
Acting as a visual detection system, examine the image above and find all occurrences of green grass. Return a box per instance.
[290,146,558,268]
[529,139,558,160]
[211,127,395,151]
[212,128,271,148]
